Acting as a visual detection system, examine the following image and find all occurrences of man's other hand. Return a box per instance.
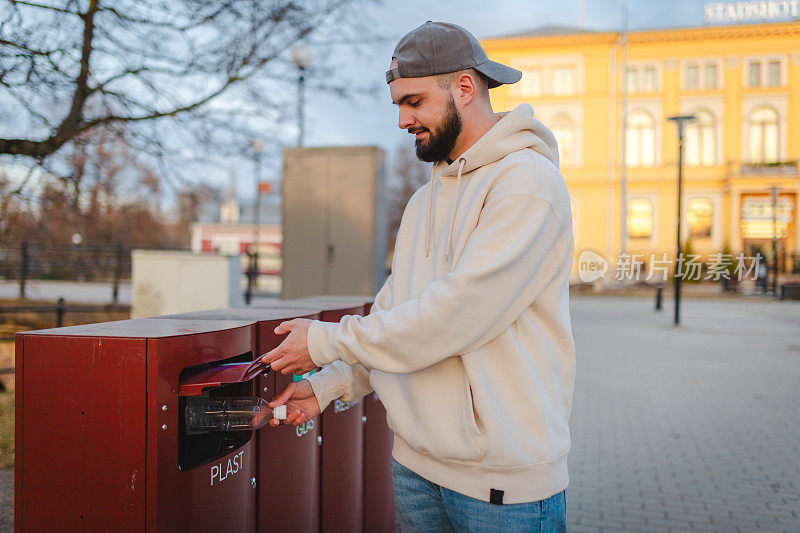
[267,379,321,427]
[262,318,317,376]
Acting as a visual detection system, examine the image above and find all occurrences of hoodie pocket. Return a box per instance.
[462,374,486,459]
[372,359,485,463]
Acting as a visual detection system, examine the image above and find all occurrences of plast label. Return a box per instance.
[210,450,245,486]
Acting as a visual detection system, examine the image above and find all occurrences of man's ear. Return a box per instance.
[455,71,477,105]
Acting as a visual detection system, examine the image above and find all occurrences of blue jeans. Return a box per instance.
[391,457,566,532]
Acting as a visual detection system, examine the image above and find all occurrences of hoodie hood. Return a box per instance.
[424,103,559,261]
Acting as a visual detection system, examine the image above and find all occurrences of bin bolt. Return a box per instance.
[361,416,367,423]
[251,477,257,489]
[263,387,269,393]
[161,405,168,411]
[317,436,322,447]
[161,424,167,430]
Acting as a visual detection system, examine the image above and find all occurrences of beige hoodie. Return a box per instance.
[305,103,575,504]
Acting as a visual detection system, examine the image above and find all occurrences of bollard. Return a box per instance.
[55,297,65,327]
[244,250,254,305]
[112,242,124,305]
[19,241,29,299]
[655,283,663,311]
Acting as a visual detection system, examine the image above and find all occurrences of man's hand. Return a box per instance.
[267,379,321,427]
[261,318,317,377]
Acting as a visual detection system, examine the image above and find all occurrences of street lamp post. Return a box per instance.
[770,186,779,296]
[246,138,263,305]
[667,115,696,326]
[291,45,312,148]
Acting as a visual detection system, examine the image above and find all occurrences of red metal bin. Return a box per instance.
[287,297,395,533]
[15,318,259,532]
[156,306,324,533]
[285,297,369,533]
[363,394,394,533]
[360,301,395,532]
[251,297,395,532]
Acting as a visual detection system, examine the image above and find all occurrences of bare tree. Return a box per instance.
[387,143,428,247]
[11,125,172,247]
[0,0,377,182]
[173,182,221,248]
[0,172,35,242]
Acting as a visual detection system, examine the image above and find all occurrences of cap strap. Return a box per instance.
[385,66,401,84]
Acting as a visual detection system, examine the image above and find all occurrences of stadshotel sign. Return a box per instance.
[704,1,800,22]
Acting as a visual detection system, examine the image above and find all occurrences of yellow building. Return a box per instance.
[483,21,800,280]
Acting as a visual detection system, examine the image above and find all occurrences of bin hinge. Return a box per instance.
[251,477,257,489]
[317,435,323,447]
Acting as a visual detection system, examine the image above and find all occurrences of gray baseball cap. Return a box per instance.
[386,21,522,89]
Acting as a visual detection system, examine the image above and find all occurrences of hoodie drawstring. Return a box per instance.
[424,157,466,262]
[445,157,466,263]
[424,163,436,258]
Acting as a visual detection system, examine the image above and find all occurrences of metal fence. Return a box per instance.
[0,241,131,302]
[0,297,129,341]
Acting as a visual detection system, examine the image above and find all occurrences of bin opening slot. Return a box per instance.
[178,352,258,471]
[179,358,269,397]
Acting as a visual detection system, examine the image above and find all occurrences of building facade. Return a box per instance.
[483,21,800,281]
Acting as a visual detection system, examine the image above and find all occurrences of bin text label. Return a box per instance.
[210,450,245,486]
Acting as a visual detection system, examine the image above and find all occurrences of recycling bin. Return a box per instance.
[156,306,324,533]
[363,389,394,533]
[15,318,259,532]
[292,297,394,532]
[348,299,394,532]
[291,298,368,533]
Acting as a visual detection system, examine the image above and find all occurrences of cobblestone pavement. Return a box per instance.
[567,295,800,532]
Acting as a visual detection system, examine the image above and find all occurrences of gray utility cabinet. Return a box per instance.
[281,146,387,299]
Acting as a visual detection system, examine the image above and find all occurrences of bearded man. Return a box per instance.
[263,21,575,532]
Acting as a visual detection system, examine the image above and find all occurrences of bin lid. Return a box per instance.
[179,359,269,397]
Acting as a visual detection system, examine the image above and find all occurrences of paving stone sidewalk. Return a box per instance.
[567,295,800,532]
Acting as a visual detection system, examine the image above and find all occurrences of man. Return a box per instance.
[263,21,575,531]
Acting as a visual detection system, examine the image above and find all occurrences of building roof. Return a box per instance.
[491,25,602,39]
[482,20,800,49]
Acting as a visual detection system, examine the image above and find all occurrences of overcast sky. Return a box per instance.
[290,0,710,183]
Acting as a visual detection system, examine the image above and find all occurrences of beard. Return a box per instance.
[413,95,463,163]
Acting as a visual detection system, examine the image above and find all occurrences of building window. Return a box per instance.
[519,68,542,97]
[748,62,761,87]
[627,198,653,239]
[740,195,793,239]
[686,64,699,90]
[767,61,780,86]
[686,110,716,167]
[687,197,713,238]
[748,106,779,163]
[625,65,659,94]
[642,67,657,92]
[551,66,576,96]
[625,67,637,93]
[551,114,577,167]
[625,111,656,168]
[704,64,718,89]
[685,61,721,90]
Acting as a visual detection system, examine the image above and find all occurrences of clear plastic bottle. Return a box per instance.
[185,397,287,432]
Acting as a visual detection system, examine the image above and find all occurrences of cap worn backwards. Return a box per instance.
[386,21,522,89]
